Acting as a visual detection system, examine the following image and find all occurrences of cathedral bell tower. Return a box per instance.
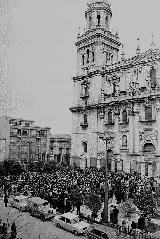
[76,0,121,74]
[70,0,121,168]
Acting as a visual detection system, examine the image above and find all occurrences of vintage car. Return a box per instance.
[9,195,29,211]
[86,227,109,239]
[27,197,56,220]
[54,212,90,235]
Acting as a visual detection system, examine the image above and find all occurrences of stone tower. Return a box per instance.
[70,0,121,168]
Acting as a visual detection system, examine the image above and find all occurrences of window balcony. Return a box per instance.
[139,119,156,123]
[104,120,115,126]
[80,122,88,129]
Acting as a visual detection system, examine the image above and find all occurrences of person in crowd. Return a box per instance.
[4,193,8,207]
[113,206,119,224]
[109,205,114,224]
[11,222,17,239]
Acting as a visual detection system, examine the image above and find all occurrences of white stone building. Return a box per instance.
[70,0,160,178]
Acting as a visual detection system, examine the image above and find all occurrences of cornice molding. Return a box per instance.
[69,94,160,112]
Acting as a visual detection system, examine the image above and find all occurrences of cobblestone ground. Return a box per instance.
[0,198,131,239]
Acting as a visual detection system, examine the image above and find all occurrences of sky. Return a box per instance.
[5,0,160,134]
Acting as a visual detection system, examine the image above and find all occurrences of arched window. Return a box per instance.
[84,114,88,124]
[150,67,157,88]
[108,110,112,124]
[84,85,88,96]
[82,142,87,153]
[89,16,92,28]
[86,49,89,64]
[97,14,101,26]
[122,109,128,123]
[143,143,155,152]
[111,55,113,64]
[122,135,127,147]
[105,16,108,27]
[106,52,108,64]
[82,55,85,66]
[92,52,95,62]
[145,106,152,121]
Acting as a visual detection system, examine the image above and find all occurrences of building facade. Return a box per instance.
[0,116,10,162]
[70,0,160,178]
[50,134,71,165]
[9,118,51,164]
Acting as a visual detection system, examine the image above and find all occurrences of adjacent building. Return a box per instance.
[70,0,160,178]
[50,134,71,165]
[9,118,51,164]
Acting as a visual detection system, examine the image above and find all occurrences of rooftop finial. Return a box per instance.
[151,33,156,49]
[78,27,81,37]
[121,44,125,61]
[136,37,141,55]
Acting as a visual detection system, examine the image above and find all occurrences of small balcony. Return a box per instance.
[80,122,88,129]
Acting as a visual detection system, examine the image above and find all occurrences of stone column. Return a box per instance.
[133,112,139,153]
[156,102,160,154]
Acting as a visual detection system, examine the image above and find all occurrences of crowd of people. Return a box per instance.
[0,165,160,238]
[1,166,159,213]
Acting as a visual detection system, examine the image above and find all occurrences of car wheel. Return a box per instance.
[73,230,78,236]
[40,214,45,221]
[57,223,61,228]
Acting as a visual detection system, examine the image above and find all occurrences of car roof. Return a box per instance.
[14,195,28,200]
[27,197,48,204]
[60,212,79,219]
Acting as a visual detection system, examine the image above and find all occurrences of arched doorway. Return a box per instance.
[107,149,113,171]
[142,143,156,177]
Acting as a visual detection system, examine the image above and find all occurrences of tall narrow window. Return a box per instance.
[86,49,89,64]
[89,16,92,28]
[105,16,108,27]
[92,52,95,62]
[145,106,152,121]
[108,111,112,124]
[113,83,116,95]
[84,86,88,96]
[122,109,128,123]
[106,52,108,64]
[150,67,157,88]
[122,135,127,147]
[82,55,85,66]
[111,55,113,64]
[82,142,87,153]
[97,14,101,26]
[84,114,88,124]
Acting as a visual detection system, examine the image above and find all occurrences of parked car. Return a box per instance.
[54,212,90,235]
[27,197,56,220]
[86,227,109,239]
[9,195,29,211]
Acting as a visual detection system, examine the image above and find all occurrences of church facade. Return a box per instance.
[70,0,160,178]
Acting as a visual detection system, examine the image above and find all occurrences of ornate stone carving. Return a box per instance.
[107,138,114,149]
[114,105,120,116]
[155,101,160,113]
[139,130,158,150]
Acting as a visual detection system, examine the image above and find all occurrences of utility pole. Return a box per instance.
[99,133,114,223]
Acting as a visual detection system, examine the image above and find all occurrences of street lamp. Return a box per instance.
[99,133,114,223]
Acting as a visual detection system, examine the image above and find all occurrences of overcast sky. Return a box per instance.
[6,0,160,134]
